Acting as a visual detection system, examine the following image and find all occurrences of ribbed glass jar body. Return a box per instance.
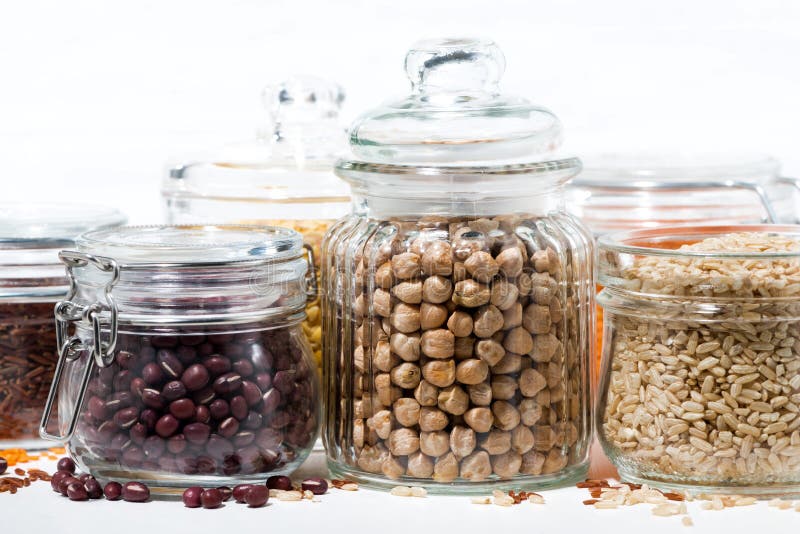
[322,166,595,492]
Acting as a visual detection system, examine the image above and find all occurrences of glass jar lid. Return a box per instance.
[0,202,126,247]
[68,225,312,325]
[75,224,303,265]
[347,37,564,165]
[574,152,780,186]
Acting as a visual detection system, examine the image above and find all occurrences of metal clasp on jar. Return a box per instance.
[303,243,318,301]
[40,251,120,441]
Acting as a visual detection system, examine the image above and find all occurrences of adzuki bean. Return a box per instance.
[72,326,318,479]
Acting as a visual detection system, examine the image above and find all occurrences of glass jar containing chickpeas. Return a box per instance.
[322,38,595,492]
[162,76,351,374]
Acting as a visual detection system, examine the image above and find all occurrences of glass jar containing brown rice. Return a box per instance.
[322,38,595,492]
[598,225,800,494]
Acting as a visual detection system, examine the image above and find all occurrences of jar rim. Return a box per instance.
[573,152,780,187]
[76,224,303,266]
[598,224,800,260]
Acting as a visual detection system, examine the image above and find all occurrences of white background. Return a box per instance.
[1,0,799,223]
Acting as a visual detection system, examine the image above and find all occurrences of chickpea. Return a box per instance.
[374,340,400,372]
[391,362,422,389]
[533,426,556,452]
[354,418,365,448]
[491,375,518,400]
[376,374,402,406]
[453,261,467,282]
[433,452,459,483]
[464,407,493,433]
[357,443,389,474]
[390,332,420,362]
[393,397,421,427]
[420,240,453,276]
[475,339,505,366]
[405,451,434,478]
[373,288,392,318]
[392,252,421,280]
[375,261,395,289]
[502,302,523,329]
[520,450,545,475]
[530,273,557,305]
[531,333,561,363]
[391,302,421,333]
[479,429,511,455]
[516,272,532,297]
[492,400,521,431]
[543,449,568,474]
[421,279,451,309]
[503,326,534,355]
[388,428,420,456]
[354,345,366,373]
[455,358,489,385]
[381,455,406,480]
[459,451,492,481]
[453,279,490,308]
[467,382,493,406]
[532,247,560,275]
[511,425,535,454]
[491,451,522,479]
[522,303,551,335]
[420,302,448,330]
[420,431,450,457]
[490,280,519,311]
[354,293,366,319]
[495,246,524,278]
[491,353,522,374]
[422,359,456,388]
[519,368,547,397]
[420,329,455,359]
[453,336,475,359]
[419,406,449,432]
[473,305,504,338]
[447,310,473,337]
[414,379,439,406]
[535,387,551,407]
[392,280,423,304]
[453,232,487,262]
[437,384,469,415]
[464,251,499,283]
[450,425,476,459]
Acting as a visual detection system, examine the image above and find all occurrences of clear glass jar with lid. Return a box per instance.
[566,153,797,234]
[322,38,595,492]
[162,76,351,372]
[0,203,126,448]
[40,225,320,492]
[598,224,800,494]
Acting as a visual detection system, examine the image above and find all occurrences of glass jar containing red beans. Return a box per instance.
[40,225,319,492]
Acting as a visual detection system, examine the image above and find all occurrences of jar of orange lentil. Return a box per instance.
[0,203,125,449]
[162,76,351,375]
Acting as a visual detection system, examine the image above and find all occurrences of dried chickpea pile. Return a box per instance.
[603,233,800,483]
[344,215,590,482]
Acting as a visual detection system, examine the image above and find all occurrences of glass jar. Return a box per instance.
[566,153,796,384]
[322,38,595,492]
[0,203,125,449]
[162,76,351,372]
[598,224,800,494]
[40,225,320,492]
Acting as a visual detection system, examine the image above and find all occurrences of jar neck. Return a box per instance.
[71,258,309,326]
[351,184,565,218]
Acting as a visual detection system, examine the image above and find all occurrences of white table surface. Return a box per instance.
[3,446,798,534]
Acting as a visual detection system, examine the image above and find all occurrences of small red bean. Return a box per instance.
[56,457,76,474]
[103,482,122,500]
[232,484,254,503]
[266,475,292,491]
[122,481,150,503]
[200,488,223,509]
[301,478,328,495]
[67,482,88,501]
[182,486,203,508]
[244,485,269,508]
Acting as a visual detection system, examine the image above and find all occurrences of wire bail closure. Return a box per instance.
[303,243,318,302]
[40,251,120,442]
